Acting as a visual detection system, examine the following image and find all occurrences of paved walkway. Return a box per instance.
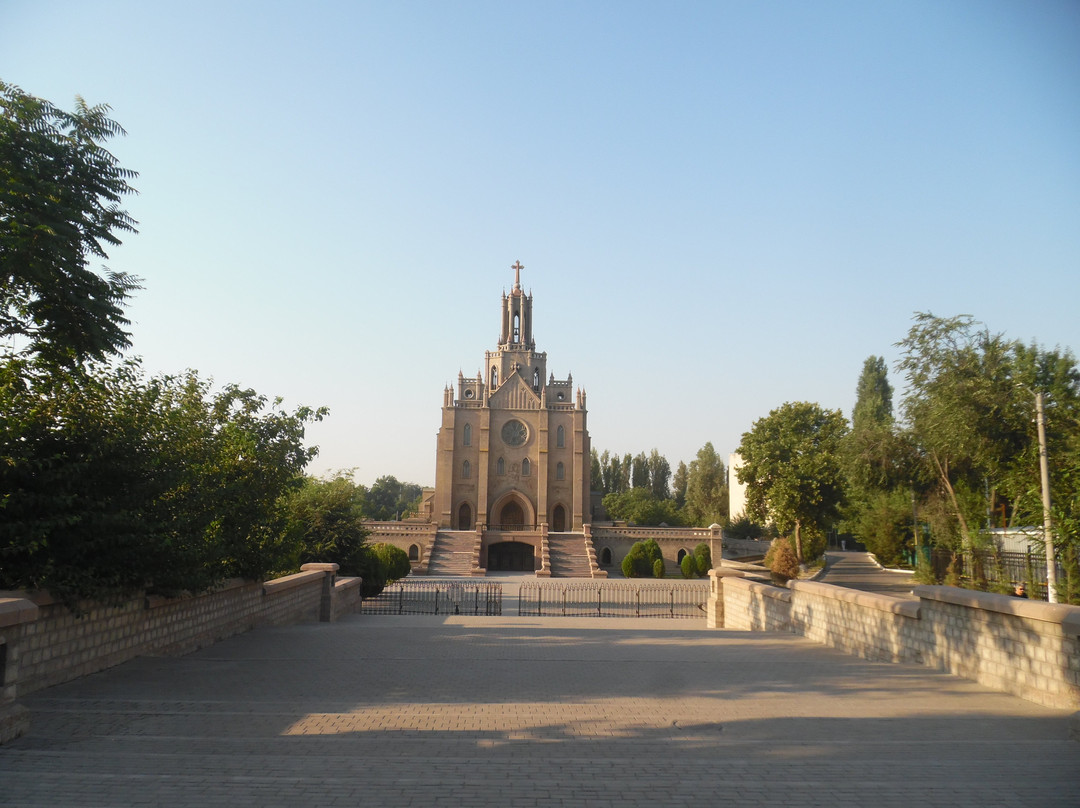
[818,550,919,598]
[2,612,1078,807]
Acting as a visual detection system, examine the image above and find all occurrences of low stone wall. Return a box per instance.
[708,569,1080,711]
[0,564,360,744]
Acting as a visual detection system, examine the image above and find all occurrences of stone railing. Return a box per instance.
[0,564,360,744]
[707,568,1080,711]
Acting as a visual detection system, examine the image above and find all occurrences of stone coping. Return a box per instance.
[144,578,250,610]
[913,585,1080,634]
[334,576,363,593]
[0,598,39,628]
[726,575,792,602]
[790,580,921,618]
[261,569,325,595]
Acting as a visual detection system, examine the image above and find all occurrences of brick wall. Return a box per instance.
[708,569,1080,711]
[0,565,360,743]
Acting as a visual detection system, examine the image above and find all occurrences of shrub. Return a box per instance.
[693,542,712,576]
[680,554,696,579]
[621,539,664,578]
[372,543,411,583]
[766,538,800,582]
[652,558,665,578]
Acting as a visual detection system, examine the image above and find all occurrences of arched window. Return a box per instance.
[513,312,520,343]
[497,457,505,476]
[556,425,565,448]
[532,368,540,392]
[490,366,498,389]
[463,423,471,446]
[522,457,531,476]
[462,460,471,479]
[408,544,420,561]
[556,461,565,480]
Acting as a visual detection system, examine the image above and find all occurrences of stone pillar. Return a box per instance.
[300,564,339,623]
[0,597,39,744]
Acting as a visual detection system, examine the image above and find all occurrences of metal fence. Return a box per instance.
[360,580,503,616]
[928,548,1060,600]
[518,581,709,619]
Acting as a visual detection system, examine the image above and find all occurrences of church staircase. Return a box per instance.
[425,531,483,576]
[546,533,602,578]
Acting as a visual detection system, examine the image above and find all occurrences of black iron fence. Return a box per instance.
[928,547,1060,600]
[361,580,503,616]
[518,581,709,619]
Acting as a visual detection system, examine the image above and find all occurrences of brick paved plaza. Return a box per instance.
[2,609,1078,807]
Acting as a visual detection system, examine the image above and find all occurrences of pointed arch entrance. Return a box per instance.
[551,504,566,532]
[457,502,472,530]
[500,500,524,528]
[488,492,535,531]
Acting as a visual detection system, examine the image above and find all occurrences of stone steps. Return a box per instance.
[425,532,479,575]
[548,534,595,578]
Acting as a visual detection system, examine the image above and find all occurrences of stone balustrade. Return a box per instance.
[708,568,1080,710]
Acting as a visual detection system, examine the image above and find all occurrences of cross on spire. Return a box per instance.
[511,260,524,292]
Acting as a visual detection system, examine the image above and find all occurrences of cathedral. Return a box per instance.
[427,263,591,571]
[370,261,719,576]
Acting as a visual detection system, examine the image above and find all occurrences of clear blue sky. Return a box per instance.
[4,1,1078,487]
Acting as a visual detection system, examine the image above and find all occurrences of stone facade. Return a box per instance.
[431,262,591,535]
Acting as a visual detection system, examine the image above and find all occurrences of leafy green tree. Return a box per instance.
[647,449,671,499]
[897,314,1023,548]
[683,442,728,526]
[680,554,696,578]
[737,402,848,562]
[602,488,684,526]
[631,451,650,489]
[1,82,141,366]
[672,461,688,508]
[0,358,325,604]
[282,474,370,574]
[590,448,603,493]
[363,475,422,521]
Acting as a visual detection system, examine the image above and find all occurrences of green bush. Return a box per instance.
[652,558,665,578]
[680,554,696,578]
[621,539,665,578]
[693,542,712,576]
[373,543,411,583]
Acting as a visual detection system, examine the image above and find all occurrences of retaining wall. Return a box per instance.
[0,564,361,743]
[708,569,1080,711]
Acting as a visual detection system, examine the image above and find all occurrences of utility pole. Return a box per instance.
[1035,392,1058,603]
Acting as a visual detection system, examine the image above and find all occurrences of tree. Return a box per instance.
[647,448,671,499]
[631,451,650,489]
[672,461,688,508]
[1,82,141,366]
[363,475,422,521]
[737,402,848,562]
[0,358,325,604]
[282,474,370,574]
[897,314,1023,549]
[602,487,684,526]
[683,442,728,526]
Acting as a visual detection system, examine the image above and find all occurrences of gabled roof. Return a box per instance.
[489,370,541,410]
